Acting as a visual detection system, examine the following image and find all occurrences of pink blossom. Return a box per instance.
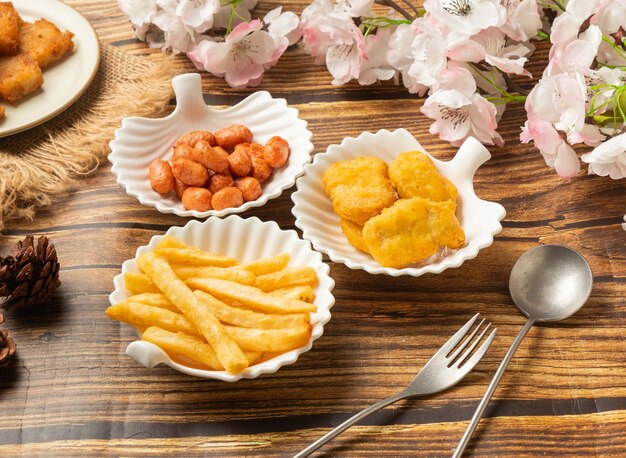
[581,133,626,179]
[358,28,397,85]
[264,6,302,46]
[546,25,602,75]
[188,20,278,88]
[421,67,503,146]
[387,20,447,94]
[423,0,506,38]
[520,117,581,179]
[175,0,220,33]
[500,0,542,42]
[448,27,532,76]
[117,0,157,27]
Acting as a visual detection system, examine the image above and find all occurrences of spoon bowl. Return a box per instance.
[509,244,593,322]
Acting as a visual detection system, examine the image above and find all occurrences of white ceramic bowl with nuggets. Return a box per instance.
[109,73,314,217]
[291,129,506,277]
[109,216,335,381]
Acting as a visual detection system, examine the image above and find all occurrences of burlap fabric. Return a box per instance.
[0,45,176,230]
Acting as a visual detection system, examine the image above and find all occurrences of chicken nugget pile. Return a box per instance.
[149,125,290,212]
[0,2,74,119]
[323,151,466,268]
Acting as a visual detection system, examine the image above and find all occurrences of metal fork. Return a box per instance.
[294,314,496,458]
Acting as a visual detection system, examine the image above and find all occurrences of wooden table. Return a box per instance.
[1,1,625,456]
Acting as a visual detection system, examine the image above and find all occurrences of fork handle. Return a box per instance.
[452,318,536,458]
[293,391,410,458]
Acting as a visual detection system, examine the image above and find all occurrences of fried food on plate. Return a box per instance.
[0,53,43,103]
[388,151,458,203]
[362,197,465,268]
[18,19,74,69]
[323,157,397,226]
[0,2,21,56]
[340,218,369,254]
[254,266,318,292]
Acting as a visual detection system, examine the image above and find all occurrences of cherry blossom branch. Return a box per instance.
[374,0,414,20]
[501,73,531,96]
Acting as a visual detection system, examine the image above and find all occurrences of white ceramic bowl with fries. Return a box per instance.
[108,216,335,381]
[291,129,506,276]
[108,73,314,218]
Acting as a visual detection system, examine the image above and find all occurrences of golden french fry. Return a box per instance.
[186,277,316,314]
[237,253,290,276]
[142,327,263,371]
[124,272,160,294]
[106,302,199,336]
[271,285,316,303]
[155,248,237,267]
[125,293,178,312]
[255,267,319,292]
[156,235,191,250]
[194,290,309,329]
[137,252,248,374]
[172,265,256,284]
[224,324,312,352]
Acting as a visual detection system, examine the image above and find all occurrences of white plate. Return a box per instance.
[291,129,507,277]
[0,0,101,138]
[108,216,335,381]
[109,73,314,218]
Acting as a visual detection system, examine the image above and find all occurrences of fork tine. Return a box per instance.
[433,313,480,358]
[453,323,492,368]
[447,318,486,363]
[454,328,497,376]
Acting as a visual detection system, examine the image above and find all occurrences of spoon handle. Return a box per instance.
[452,318,536,458]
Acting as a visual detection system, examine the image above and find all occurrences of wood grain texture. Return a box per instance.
[0,1,625,457]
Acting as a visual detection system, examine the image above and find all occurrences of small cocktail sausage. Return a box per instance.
[211,187,244,211]
[235,177,262,202]
[182,187,213,212]
[172,158,209,187]
[149,159,175,194]
[263,136,290,168]
[214,125,253,149]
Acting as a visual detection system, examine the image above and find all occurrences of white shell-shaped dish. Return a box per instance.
[292,129,506,277]
[108,216,335,381]
[108,73,314,218]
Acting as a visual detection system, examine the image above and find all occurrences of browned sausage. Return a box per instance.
[228,144,252,177]
[173,179,189,199]
[194,141,230,174]
[250,155,272,183]
[208,174,235,194]
[263,136,290,168]
[182,187,213,212]
[247,142,265,159]
[214,125,253,149]
[171,158,209,187]
[235,177,262,202]
[175,131,215,148]
[211,187,244,211]
[149,159,175,194]
[172,143,195,162]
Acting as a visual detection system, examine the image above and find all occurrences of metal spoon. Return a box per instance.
[452,244,593,458]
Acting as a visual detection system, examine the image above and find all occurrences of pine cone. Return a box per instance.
[0,313,16,368]
[0,235,61,310]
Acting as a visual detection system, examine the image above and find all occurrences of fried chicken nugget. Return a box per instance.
[388,151,458,203]
[0,2,21,56]
[0,53,43,103]
[340,218,369,254]
[362,197,465,268]
[18,19,74,69]
[323,157,397,226]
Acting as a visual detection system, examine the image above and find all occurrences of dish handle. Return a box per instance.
[172,73,208,118]
[448,137,492,182]
[126,340,170,368]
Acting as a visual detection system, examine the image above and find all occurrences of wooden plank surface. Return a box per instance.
[1,1,625,456]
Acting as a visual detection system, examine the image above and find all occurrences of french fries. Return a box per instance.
[194,290,309,329]
[272,285,316,303]
[255,266,318,292]
[224,324,312,352]
[137,252,248,374]
[107,236,322,375]
[172,265,255,284]
[142,327,263,370]
[124,272,160,294]
[237,253,290,276]
[155,248,237,267]
[186,277,316,313]
[106,302,199,336]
